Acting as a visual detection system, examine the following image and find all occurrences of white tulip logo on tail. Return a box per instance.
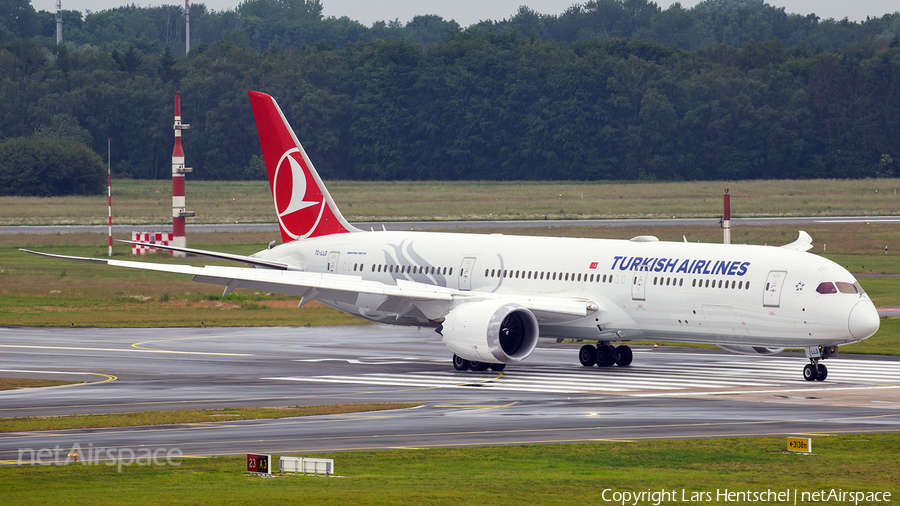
[273,148,324,240]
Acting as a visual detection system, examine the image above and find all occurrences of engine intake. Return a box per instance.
[441,301,539,364]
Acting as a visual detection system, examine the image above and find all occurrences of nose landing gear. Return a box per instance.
[803,361,827,381]
[802,346,834,381]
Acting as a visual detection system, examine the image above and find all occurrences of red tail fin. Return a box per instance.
[248,91,357,242]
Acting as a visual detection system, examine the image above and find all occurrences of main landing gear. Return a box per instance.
[452,354,506,372]
[579,342,633,368]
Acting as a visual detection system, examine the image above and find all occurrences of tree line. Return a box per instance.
[1,0,899,193]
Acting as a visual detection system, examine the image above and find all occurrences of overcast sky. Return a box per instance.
[34,0,900,25]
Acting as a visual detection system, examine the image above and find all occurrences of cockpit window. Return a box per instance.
[817,281,861,295]
[854,282,867,295]
[835,282,858,294]
[816,282,837,294]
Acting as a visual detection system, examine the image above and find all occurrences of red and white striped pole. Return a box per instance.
[107,138,112,257]
[172,91,194,256]
[723,188,731,245]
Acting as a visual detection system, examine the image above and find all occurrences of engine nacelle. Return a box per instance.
[441,301,539,364]
[716,344,784,356]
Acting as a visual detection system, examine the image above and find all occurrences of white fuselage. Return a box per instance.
[255,230,879,349]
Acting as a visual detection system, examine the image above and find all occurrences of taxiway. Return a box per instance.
[1,326,898,463]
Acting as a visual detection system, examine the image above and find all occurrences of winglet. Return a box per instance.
[248,91,359,242]
[780,231,814,252]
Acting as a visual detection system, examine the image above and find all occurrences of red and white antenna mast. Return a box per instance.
[723,188,731,245]
[107,138,112,256]
[172,91,194,256]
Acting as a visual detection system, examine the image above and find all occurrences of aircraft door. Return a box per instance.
[763,270,787,307]
[632,272,647,301]
[327,251,340,273]
[458,257,476,291]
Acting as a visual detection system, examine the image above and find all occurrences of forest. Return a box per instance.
[1,0,900,193]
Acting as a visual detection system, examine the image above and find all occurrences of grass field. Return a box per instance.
[2,178,900,225]
[0,378,81,391]
[0,404,415,433]
[2,222,899,353]
[1,435,897,504]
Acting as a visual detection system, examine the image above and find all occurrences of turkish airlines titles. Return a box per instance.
[609,256,751,276]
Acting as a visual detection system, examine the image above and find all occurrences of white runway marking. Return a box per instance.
[266,358,900,394]
[0,344,251,357]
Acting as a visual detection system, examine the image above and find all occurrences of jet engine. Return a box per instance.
[716,344,784,356]
[441,301,539,364]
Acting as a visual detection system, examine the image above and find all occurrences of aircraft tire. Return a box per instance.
[490,363,506,371]
[470,361,490,371]
[596,345,617,367]
[615,345,633,367]
[453,355,470,371]
[816,364,827,381]
[579,345,597,366]
[803,363,817,381]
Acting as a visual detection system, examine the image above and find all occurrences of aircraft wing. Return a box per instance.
[780,231,814,252]
[20,249,593,320]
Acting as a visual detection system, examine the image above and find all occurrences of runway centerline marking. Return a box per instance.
[130,335,260,355]
[0,344,251,357]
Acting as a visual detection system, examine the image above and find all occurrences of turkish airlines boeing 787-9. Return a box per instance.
[23,91,881,381]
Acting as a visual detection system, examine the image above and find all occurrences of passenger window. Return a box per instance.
[836,282,858,294]
[816,282,837,294]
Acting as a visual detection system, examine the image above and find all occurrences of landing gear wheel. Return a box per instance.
[490,363,506,371]
[453,354,470,371]
[595,345,618,367]
[803,363,817,381]
[579,345,597,366]
[470,361,490,371]
[815,363,827,381]
[615,345,633,367]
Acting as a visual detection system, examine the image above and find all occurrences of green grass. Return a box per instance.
[2,178,900,225]
[1,435,897,504]
[0,404,416,433]
[0,378,81,391]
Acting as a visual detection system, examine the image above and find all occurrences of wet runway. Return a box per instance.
[1,326,899,463]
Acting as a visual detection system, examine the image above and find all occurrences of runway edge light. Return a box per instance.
[787,437,812,453]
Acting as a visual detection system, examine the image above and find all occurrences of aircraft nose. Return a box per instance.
[848,301,880,340]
